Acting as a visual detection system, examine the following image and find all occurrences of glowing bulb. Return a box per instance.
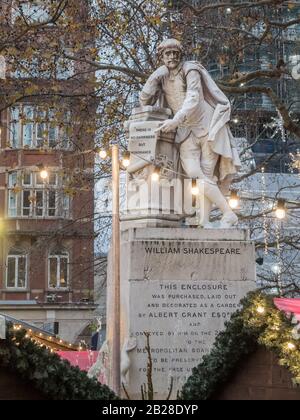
[40,169,48,180]
[287,342,296,351]
[275,198,286,219]
[257,306,265,314]
[233,118,239,124]
[226,7,232,14]
[122,151,131,168]
[152,167,160,182]
[122,158,130,168]
[99,149,107,159]
[271,264,281,275]
[275,208,286,220]
[151,172,159,182]
[191,179,199,195]
[191,186,199,195]
[229,191,239,209]
[229,198,239,209]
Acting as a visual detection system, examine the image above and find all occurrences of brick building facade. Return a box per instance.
[0,0,96,342]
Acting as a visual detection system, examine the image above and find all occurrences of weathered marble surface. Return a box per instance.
[106,227,256,399]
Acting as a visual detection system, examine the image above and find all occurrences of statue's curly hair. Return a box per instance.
[157,39,184,59]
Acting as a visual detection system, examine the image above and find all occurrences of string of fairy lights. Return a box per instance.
[261,167,269,256]
[11,323,82,352]
[1,138,290,220]
[97,146,290,219]
[249,296,299,354]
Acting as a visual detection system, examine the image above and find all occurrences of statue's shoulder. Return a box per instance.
[182,61,205,75]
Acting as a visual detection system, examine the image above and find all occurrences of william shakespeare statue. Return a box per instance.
[139,38,241,228]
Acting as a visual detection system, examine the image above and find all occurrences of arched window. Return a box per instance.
[48,249,69,289]
[6,248,27,289]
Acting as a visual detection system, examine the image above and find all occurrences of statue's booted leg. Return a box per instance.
[201,180,238,228]
[180,135,238,228]
[199,136,238,228]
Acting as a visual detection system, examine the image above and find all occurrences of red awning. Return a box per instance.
[274,298,300,321]
[57,351,99,372]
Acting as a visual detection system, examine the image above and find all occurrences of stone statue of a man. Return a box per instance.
[139,39,241,228]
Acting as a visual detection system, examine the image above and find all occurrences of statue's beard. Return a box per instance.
[166,60,180,70]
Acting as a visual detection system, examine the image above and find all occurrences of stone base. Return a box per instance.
[120,214,183,229]
[106,227,256,399]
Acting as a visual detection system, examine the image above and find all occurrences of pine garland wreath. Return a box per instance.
[0,323,118,400]
[180,292,300,400]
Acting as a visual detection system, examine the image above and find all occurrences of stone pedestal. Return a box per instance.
[106,227,256,399]
[123,106,184,227]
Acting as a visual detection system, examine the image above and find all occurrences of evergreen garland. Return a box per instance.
[0,324,118,400]
[180,292,300,400]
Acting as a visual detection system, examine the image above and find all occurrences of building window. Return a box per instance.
[6,248,27,289]
[9,105,70,149]
[48,250,69,289]
[8,171,70,219]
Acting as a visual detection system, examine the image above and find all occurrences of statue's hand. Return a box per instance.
[156,119,178,133]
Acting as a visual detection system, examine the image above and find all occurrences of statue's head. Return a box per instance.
[157,38,183,70]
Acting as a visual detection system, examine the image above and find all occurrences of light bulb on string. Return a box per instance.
[191,179,199,196]
[122,151,131,168]
[99,149,108,159]
[287,342,296,351]
[40,169,48,179]
[257,306,265,314]
[151,166,160,182]
[229,190,239,209]
[37,163,48,180]
[271,263,281,275]
[275,198,286,220]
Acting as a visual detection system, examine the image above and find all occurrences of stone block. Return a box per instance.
[107,227,256,399]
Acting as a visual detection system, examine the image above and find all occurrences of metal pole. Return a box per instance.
[111,144,121,395]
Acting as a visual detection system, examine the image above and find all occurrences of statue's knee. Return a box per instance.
[185,168,202,179]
